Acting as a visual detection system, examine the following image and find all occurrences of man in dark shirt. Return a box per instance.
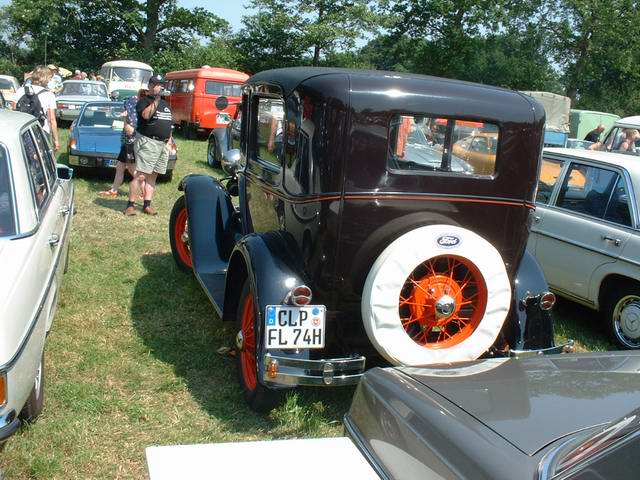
[125,74,172,216]
[584,124,605,143]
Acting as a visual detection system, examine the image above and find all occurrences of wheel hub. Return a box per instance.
[435,295,456,319]
[235,330,245,351]
[620,301,640,340]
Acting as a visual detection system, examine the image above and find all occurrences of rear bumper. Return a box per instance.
[0,410,20,443]
[262,353,366,387]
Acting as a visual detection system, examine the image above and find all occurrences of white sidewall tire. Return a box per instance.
[361,225,511,366]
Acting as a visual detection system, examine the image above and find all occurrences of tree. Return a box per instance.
[543,0,640,115]
[3,0,230,71]
[235,0,378,72]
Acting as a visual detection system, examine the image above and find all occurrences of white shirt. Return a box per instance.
[13,85,57,134]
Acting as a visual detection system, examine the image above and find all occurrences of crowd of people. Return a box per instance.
[10,65,173,216]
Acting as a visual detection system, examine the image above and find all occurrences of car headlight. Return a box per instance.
[0,372,6,407]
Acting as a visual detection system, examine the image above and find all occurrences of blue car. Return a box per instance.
[67,101,177,178]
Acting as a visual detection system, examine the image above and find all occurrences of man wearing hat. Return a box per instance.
[125,74,173,216]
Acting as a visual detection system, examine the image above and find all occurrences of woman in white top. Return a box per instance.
[13,66,60,152]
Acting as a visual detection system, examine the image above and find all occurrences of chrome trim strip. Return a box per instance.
[532,229,640,267]
[344,415,390,480]
[262,353,366,386]
[0,184,74,372]
[509,341,574,358]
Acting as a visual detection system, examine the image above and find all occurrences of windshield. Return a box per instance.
[111,67,152,84]
[0,79,15,91]
[602,126,640,155]
[0,144,16,236]
[79,104,125,128]
[61,82,108,97]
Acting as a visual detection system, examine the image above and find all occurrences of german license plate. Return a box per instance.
[265,305,326,349]
[103,158,117,167]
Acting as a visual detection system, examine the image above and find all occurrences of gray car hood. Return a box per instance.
[56,95,108,103]
[397,352,640,455]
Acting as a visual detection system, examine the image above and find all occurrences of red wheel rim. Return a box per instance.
[173,208,192,268]
[240,293,258,391]
[399,255,488,349]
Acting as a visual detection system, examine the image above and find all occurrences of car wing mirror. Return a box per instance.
[110,91,119,101]
[56,163,74,180]
[221,149,241,176]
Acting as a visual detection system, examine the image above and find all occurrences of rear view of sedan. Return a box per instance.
[55,80,109,123]
[68,101,177,179]
[0,110,74,444]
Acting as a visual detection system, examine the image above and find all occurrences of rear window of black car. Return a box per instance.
[0,144,16,236]
[388,115,499,176]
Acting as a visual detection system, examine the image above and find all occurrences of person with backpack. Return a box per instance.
[13,65,60,151]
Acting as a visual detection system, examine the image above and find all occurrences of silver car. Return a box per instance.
[528,148,640,349]
[0,110,74,444]
[55,80,109,122]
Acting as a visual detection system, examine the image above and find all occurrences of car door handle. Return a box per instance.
[602,235,621,246]
[60,206,70,216]
[533,215,541,223]
[48,234,60,247]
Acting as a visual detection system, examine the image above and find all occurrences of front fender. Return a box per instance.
[511,251,555,350]
[180,174,241,273]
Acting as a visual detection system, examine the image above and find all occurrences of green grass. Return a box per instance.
[0,130,613,478]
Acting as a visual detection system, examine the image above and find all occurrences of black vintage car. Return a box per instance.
[168,67,570,412]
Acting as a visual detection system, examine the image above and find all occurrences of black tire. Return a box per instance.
[20,351,45,422]
[169,196,192,273]
[207,135,221,168]
[605,284,640,349]
[235,281,284,413]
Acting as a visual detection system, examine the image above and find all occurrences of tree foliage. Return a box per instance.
[234,0,378,73]
[1,0,640,115]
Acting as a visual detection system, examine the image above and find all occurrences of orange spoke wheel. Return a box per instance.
[169,196,193,272]
[399,255,488,349]
[173,208,192,268]
[239,293,258,391]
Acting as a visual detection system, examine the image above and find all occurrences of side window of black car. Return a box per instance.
[388,115,499,176]
[254,97,285,168]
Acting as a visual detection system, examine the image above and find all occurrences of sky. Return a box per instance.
[0,0,252,31]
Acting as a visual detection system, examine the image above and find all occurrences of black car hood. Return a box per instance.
[396,352,640,455]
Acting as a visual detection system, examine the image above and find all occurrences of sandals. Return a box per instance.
[98,190,118,197]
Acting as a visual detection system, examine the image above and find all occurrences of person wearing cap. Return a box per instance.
[47,64,63,93]
[124,74,172,216]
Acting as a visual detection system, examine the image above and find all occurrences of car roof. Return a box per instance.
[545,147,640,173]
[0,110,35,135]
[0,75,18,82]
[248,67,533,106]
[165,67,248,82]
[614,115,640,128]
[62,80,106,85]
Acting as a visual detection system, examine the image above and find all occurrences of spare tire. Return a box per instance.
[361,225,511,366]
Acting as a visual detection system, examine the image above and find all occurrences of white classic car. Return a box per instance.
[528,148,640,349]
[0,110,74,444]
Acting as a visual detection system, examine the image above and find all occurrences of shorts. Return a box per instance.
[134,134,169,175]
[117,143,135,163]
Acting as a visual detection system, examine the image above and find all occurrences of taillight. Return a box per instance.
[69,139,77,150]
[0,372,6,407]
[290,285,312,306]
[539,292,556,311]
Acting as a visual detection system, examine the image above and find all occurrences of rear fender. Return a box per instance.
[511,251,555,350]
[180,174,241,273]
[224,233,310,384]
